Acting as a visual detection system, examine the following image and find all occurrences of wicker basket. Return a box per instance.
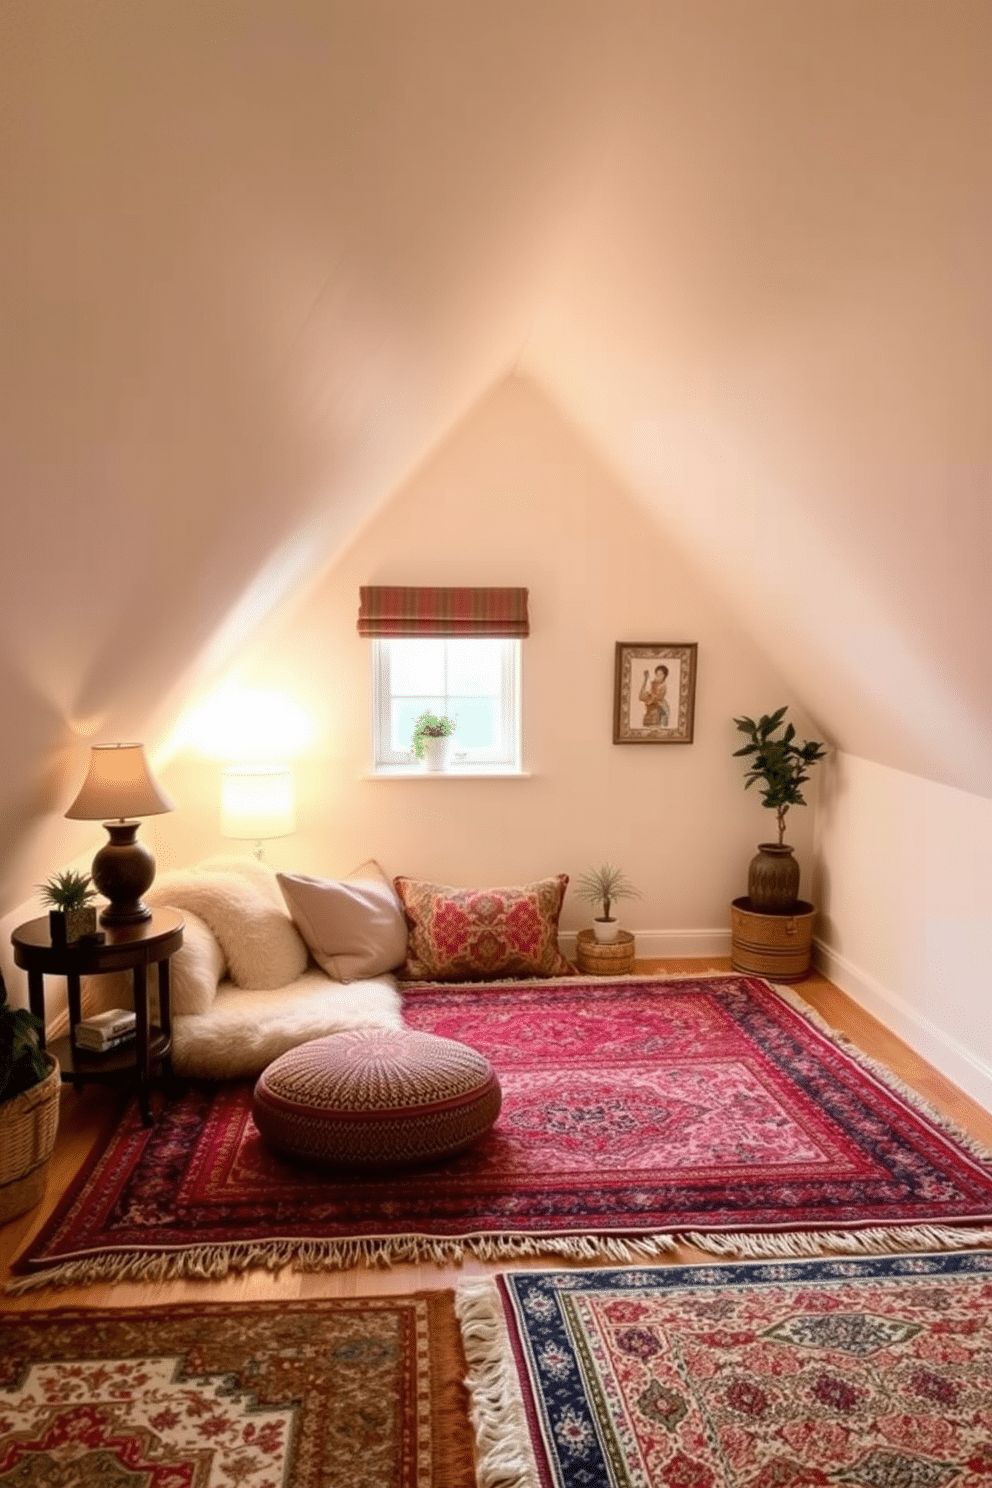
[0,1052,60,1223]
[730,897,816,982]
[575,928,636,977]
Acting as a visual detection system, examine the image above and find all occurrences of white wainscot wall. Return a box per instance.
[815,751,992,1114]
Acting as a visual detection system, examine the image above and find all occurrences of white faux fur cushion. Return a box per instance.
[197,854,289,905]
[148,865,308,990]
[277,861,407,984]
[170,969,404,1079]
[152,907,225,1015]
[79,907,226,1021]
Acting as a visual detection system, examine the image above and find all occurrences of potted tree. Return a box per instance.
[38,868,99,946]
[0,973,60,1222]
[411,711,458,773]
[731,707,827,981]
[575,863,642,943]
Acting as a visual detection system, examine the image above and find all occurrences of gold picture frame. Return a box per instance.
[613,642,698,744]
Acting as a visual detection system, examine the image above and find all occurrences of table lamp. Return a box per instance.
[220,764,296,859]
[65,743,176,925]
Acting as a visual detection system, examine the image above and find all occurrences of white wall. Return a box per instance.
[148,375,820,949]
[815,751,992,1109]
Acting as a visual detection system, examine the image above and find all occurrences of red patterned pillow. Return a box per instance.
[393,875,572,981]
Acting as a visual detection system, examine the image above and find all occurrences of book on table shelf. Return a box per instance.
[75,1007,137,1052]
[76,1029,136,1054]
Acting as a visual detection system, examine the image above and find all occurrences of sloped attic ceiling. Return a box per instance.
[1,1,989,906]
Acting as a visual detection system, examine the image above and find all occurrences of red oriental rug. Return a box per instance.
[12,975,992,1290]
[0,1291,474,1487]
[457,1252,992,1487]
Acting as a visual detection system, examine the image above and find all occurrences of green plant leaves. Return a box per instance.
[38,868,96,911]
[0,982,48,1101]
[732,709,827,844]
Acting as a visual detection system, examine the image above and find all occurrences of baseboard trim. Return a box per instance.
[813,938,992,1115]
[560,928,732,960]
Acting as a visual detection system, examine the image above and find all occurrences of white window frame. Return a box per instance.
[372,637,521,773]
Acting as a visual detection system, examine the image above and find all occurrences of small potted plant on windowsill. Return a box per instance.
[411,711,458,773]
[575,863,642,943]
[0,974,60,1221]
[38,869,99,946]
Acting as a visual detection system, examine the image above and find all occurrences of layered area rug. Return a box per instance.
[12,974,992,1289]
[456,1253,992,1487]
[0,1291,474,1486]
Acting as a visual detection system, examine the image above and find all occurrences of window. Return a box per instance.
[373,637,521,771]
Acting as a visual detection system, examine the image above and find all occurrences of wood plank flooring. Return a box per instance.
[3,959,991,1313]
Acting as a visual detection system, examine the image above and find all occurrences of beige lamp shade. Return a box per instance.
[65,743,175,822]
[221,764,296,842]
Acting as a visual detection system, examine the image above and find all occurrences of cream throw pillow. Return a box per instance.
[277,861,408,983]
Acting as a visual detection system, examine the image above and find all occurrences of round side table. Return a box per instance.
[11,909,184,1127]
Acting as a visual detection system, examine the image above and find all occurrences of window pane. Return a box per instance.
[374,636,519,770]
[391,696,445,753]
[446,638,502,696]
[389,639,445,695]
[450,696,497,749]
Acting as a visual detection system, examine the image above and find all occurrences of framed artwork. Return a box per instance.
[613,642,698,744]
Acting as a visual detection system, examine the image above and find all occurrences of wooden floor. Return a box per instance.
[3,959,992,1314]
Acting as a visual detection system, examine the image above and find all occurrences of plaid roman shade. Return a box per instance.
[357,586,529,637]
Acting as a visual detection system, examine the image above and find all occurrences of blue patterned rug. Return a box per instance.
[457,1250,992,1486]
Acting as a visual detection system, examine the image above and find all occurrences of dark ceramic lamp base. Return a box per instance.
[92,821,156,925]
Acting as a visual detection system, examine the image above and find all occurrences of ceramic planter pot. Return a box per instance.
[746,844,800,913]
[48,906,98,946]
[421,736,453,772]
[592,917,621,943]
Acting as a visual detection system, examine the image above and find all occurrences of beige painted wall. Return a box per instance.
[815,751,992,1108]
[148,376,820,940]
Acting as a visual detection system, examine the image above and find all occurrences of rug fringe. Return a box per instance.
[6,1230,680,1294]
[682,1223,992,1260]
[11,1221,992,1294]
[455,1278,541,1488]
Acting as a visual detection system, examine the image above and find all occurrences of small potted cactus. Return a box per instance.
[38,868,99,946]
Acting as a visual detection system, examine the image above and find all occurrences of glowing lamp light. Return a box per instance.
[172,686,313,762]
[220,764,296,859]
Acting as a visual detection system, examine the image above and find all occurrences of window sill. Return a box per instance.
[362,768,532,780]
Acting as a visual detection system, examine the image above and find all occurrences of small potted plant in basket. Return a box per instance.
[38,868,99,946]
[411,711,458,773]
[575,863,642,943]
[0,973,60,1221]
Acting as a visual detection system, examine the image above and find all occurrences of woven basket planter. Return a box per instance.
[0,1052,60,1223]
[730,897,816,982]
[575,928,635,976]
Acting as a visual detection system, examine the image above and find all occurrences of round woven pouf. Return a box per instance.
[252,1028,502,1167]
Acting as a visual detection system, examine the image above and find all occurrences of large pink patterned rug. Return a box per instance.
[457,1251,992,1487]
[13,975,992,1289]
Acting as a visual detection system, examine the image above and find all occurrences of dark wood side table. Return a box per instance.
[11,908,184,1127]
